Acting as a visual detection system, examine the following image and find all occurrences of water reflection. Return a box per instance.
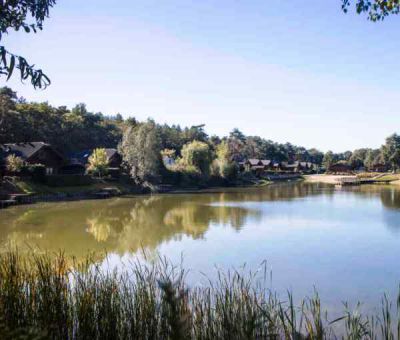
[0,182,330,258]
[1,182,400,260]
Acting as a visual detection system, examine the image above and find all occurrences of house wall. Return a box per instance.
[28,147,65,173]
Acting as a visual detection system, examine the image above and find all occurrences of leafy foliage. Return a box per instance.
[0,88,123,153]
[382,133,400,170]
[0,0,56,88]
[180,140,212,177]
[342,0,400,21]
[119,120,163,184]
[87,148,109,178]
[212,141,238,180]
[0,250,400,339]
[6,154,24,173]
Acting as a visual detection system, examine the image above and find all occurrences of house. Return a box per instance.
[0,142,65,175]
[104,148,122,168]
[244,159,271,171]
[63,148,122,175]
[281,161,299,172]
[260,159,272,169]
[369,163,387,173]
[328,163,352,174]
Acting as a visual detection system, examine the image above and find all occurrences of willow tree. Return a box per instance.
[1,0,56,88]
[119,120,163,184]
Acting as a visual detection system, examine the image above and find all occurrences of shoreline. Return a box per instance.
[304,173,400,185]
[0,176,305,209]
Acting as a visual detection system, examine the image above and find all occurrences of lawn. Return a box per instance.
[14,179,129,195]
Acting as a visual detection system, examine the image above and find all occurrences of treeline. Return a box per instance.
[322,134,400,171]
[0,87,324,160]
[2,86,400,185]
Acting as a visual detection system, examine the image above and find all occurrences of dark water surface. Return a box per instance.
[1,182,400,311]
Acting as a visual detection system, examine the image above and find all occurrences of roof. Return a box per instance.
[281,162,297,168]
[260,159,272,166]
[104,148,119,160]
[68,150,92,165]
[68,148,119,165]
[247,159,260,166]
[0,142,61,161]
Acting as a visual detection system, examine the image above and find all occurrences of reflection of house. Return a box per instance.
[0,142,65,174]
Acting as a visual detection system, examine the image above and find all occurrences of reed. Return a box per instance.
[0,250,399,339]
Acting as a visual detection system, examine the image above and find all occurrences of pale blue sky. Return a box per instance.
[3,0,400,152]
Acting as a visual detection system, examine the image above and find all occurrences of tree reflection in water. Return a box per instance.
[0,182,352,261]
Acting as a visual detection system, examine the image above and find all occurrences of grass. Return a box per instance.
[372,174,400,183]
[14,179,129,195]
[0,250,399,339]
[354,173,400,183]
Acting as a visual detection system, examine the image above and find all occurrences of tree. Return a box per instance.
[228,128,246,162]
[180,140,212,177]
[6,154,24,173]
[342,0,400,21]
[364,149,382,170]
[0,0,56,88]
[322,151,334,169]
[213,140,237,180]
[0,87,20,142]
[119,120,162,184]
[87,148,109,178]
[382,133,400,171]
[349,148,368,169]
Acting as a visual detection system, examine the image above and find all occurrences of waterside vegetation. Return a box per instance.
[0,250,399,339]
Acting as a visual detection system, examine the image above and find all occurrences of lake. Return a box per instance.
[1,181,400,312]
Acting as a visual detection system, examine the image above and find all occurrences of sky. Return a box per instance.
[2,0,400,152]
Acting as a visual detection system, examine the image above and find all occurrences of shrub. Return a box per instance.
[6,155,24,173]
[87,148,109,178]
[25,164,46,182]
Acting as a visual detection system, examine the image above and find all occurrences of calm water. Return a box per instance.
[1,182,400,311]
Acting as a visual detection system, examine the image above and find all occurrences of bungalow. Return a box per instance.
[370,163,387,173]
[280,161,298,172]
[0,142,65,175]
[244,159,273,171]
[63,148,122,175]
[104,148,122,168]
[328,163,352,174]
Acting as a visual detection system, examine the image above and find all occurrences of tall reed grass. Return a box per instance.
[0,250,398,339]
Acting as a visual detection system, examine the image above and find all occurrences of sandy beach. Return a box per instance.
[303,174,356,184]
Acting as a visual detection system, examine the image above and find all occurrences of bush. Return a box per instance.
[26,164,46,183]
[5,155,24,173]
[45,174,93,187]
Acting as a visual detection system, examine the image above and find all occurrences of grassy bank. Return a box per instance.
[0,251,398,339]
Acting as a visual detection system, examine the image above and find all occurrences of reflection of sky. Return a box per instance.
[107,188,400,314]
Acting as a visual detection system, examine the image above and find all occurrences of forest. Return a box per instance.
[1,86,400,185]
